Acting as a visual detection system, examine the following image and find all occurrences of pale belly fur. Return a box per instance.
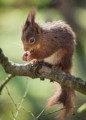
[44,49,66,65]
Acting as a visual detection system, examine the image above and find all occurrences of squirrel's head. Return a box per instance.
[21,8,42,52]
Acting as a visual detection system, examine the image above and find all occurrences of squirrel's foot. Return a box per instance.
[52,64,61,70]
[30,59,38,65]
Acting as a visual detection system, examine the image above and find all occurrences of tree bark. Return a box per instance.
[0,48,86,95]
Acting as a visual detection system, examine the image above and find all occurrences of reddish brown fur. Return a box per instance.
[21,8,76,120]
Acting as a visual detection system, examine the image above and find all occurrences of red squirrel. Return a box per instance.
[21,8,76,120]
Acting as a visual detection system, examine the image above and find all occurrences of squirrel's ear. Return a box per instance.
[26,8,36,25]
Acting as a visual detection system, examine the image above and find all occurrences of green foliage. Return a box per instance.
[0,0,16,6]
[30,0,51,7]
[78,103,86,113]
[0,0,51,7]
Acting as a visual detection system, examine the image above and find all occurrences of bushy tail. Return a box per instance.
[47,82,75,120]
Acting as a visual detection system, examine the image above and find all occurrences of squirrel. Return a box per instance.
[21,8,76,120]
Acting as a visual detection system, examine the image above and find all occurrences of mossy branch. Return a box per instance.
[0,48,86,95]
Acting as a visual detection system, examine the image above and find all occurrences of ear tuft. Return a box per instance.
[27,7,36,25]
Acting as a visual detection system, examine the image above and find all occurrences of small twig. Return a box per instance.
[36,106,47,120]
[43,107,66,117]
[13,86,28,120]
[11,111,15,120]
[0,74,15,94]
[5,87,16,119]
[22,106,36,120]
[43,106,77,117]
[6,80,35,120]
[6,86,18,110]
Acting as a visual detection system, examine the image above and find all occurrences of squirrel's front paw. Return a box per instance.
[30,59,38,65]
[22,51,38,65]
[22,51,36,62]
[22,51,31,61]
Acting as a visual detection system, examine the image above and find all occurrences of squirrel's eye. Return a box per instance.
[29,37,35,44]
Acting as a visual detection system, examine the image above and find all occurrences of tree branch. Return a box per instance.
[0,48,86,95]
[0,74,14,93]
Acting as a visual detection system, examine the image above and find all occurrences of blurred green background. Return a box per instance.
[0,0,86,120]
